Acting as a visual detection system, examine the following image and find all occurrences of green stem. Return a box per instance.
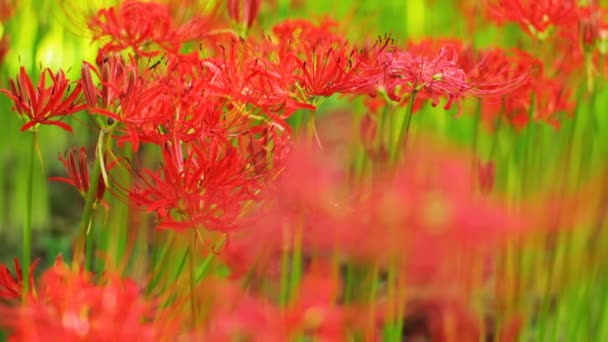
[392,91,418,164]
[22,131,37,301]
[194,234,227,282]
[280,230,290,307]
[77,130,107,271]
[289,227,303,304]
[84,208,97,272]
[188,231,198,326]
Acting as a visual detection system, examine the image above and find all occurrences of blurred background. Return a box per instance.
[1,0,608,314]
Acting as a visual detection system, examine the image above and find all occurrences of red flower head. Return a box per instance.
[0,0,16,22]
[89,0,178,56]
[295,38,388,100]
[81,55,167,150]
[0,67,85,132]
[88,0,222,56]
[0,35,8,66]
[227,0,262,30]
[125,136,265,232]
[406,39,529,109]
[380,44,470,111]
[1,257,178,341]
[487,0,579,38]
[0,259,39,301]
[49,147,108,203]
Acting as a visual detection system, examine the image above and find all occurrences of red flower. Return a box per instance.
[81,55,167,150]
[49,147,107,202]
[0,67,85,132]
[487,0,579,38]
[0,0,16,22]
[125,137,265,232]
[1,257,178,341]
[0,259,39,301]
[89,0,179,56]
[88,0,222,56]
[227,0,262,29]
[381,45,470,110]
[295,39,387,99]
[406,40,530,108]
[0,35,9,66]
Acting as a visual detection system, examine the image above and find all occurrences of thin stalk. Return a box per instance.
[188,230,198,326]
[470,101,483,193]
[84,208,97,272]
[392,91,418,164]
[22,131,37,301]
[194,233,227,282]
[280,227,291,307]
[365,263,380,341]
[289,226,303,304]
[384,264,400,341]
[75,130,107,271]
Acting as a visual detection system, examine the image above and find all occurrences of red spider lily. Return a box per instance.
[88,0,221,57]
[88,0,178,56]
[553,5,608,73]
[202,38,313,120]
[283,259,346,340]
[220,144,352,281]
[269,20,389,100]
[487,0,579,38]
[0,0,16,22]
[49,147,107,202]
[272,18,345,51]
[125,137,265,232]
[195,269,344,341]
[244,139,523,274]
[0,35,8,66]
[482,71,572,130]
[194,278,288,341]
[1,257,178,341]
[345,163,520,270]
[81,55,168,150]
[227,0,262,29]
[380,45,470,110]
[409,39,531,98]
[294,39,387,99]
[0,259,39,301]
[0,67,85,132]
[577,5,606,51]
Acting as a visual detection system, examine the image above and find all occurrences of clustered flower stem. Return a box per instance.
[75,129,109,271]
[392,90,418,164]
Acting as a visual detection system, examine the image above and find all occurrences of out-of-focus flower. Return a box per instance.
[0,0,16,22]
[0,67,85,132]
[0,259,39,301]
[478,160,495,194]
[487,0,579,39]
[1,256,177,341]
[88,0,222,57]
[0,35,8,66]
[284,259,346,340]
[227,0,262,30]
[194,277,288,341]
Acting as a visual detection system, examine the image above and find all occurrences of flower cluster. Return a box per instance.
[0,0,606,340]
